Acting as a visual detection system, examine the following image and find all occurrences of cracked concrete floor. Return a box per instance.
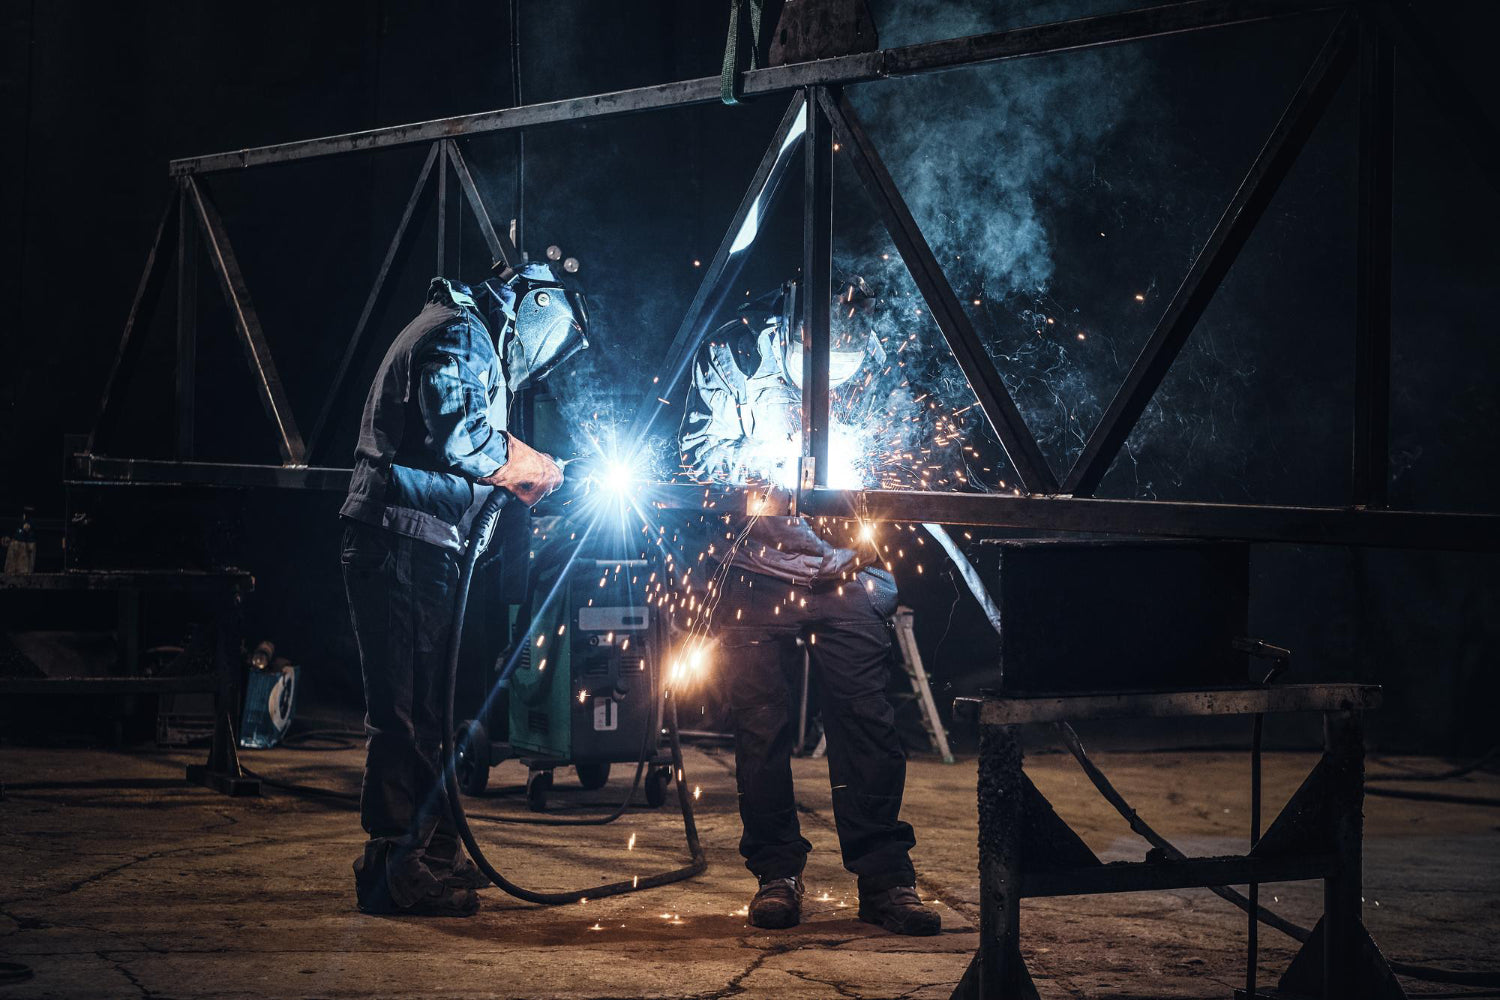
[1,743,1497,999]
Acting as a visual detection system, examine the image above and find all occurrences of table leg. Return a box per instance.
[1323,709,1364,1000]
[978,723,1026,998]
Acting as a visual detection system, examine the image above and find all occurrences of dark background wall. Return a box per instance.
[2,1,1497,751]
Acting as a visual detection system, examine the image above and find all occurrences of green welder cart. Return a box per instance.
[454,555,674,812]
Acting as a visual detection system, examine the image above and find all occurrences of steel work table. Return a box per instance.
[949,683,1406,1000]
[0,570,259,796]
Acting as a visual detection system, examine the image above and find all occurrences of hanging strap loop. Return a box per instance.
[721,0,766,105]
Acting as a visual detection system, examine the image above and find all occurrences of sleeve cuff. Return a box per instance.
[471,431,509,478]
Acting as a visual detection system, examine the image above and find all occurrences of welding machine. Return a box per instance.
[508,557,670,810]
[456,551,673,811]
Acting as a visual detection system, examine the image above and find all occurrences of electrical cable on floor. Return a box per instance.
[1054,722,1500,988]
[1364,746,1500,807]
[459,713,656,827]
[242,720,669,821]
[438,488,705,904]
[245,490,706,901]
[279,729,365,751]
[1367,746,1499,782]
[1362,786,1500,808]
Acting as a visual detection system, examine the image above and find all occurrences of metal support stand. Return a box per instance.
[186,581,259,797]
[184,711,259,798]
[950,684,1406,1000]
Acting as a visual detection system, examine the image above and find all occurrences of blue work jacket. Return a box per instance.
[340,278,508,551]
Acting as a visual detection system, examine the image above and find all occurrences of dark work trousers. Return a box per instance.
[340,519,463,882]
[712,566,916,894]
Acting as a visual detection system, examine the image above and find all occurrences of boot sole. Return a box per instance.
[748,910,801,929]
[857,907,941,936]
[441,875,491,891]
[358,902,479,918]
[358,894,480,918]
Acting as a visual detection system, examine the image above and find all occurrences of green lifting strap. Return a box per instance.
[721,0,765,105]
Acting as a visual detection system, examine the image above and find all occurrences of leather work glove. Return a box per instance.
[480,432,564,507]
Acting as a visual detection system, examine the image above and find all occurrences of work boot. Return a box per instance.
[354,841,480,917]
[858,885,940,936]
[748,876,804,929]
[426,852,490,890]
[424,836,491,890]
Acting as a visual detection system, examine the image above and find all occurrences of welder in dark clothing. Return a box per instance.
[340,263,586,916]
[679,280,940,936]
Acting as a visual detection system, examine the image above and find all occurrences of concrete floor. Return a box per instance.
[1,742,1496,999]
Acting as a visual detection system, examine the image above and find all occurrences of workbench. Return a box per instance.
[0,570,259,796]
[949,683,1407,999]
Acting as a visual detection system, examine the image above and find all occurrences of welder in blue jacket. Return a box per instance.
[340,263,587,916]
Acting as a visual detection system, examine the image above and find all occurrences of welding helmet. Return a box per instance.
[476,261,590,392]
[779,276,885,391]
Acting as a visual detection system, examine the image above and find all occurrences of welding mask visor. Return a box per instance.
[507,285,589,391]
[480,264,590,392]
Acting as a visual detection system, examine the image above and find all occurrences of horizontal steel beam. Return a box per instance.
[797,488,1500,551]
[0,569,253,592]
[169,0,1337,175]
[953,683,1381,725]
[72,454,352,491]
[67,466,1500,552]
[1018,854,1337,897]
[0,676,220,695]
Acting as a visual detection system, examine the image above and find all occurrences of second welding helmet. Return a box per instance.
[781,276,884,391]
[477,262,590,392]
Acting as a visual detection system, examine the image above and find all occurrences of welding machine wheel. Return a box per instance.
[575,762,611,790]
[645,766,672,808]
[526,768,553,812]
[454,720,490,797]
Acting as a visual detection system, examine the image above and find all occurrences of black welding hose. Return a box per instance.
[464,708,656,827]
[1364,745,1500,806]
[440,488,706,904]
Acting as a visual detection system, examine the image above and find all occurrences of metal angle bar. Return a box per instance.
[957,684,1381,725]
[1019,854,1336,897]
[168,0,1334,175]
[1353,11,1393,507]
[72,454,353,491]
[883,0,1339,75]
[175,180,198,460]
[90,194,177,454]
[629,92,808,445]
[445,140,522,269]
[183,175,307,465]
[0,676,220,696]
[437,149,448,274]
[819,87,1058,494]
[797,487,1500,551]
[0,569,253,592]
[306,142,441,460]
[801,88,833,489]
[1061,13,1356,496]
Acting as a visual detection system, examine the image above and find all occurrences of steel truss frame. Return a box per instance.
[81,0,1500,552]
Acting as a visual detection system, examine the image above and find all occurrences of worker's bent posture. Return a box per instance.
[679,280,940,935]
[340,266,585,916]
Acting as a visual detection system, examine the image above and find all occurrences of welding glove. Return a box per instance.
[480,432,563,507]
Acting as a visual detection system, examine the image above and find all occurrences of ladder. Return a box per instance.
[891,606,955,763]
